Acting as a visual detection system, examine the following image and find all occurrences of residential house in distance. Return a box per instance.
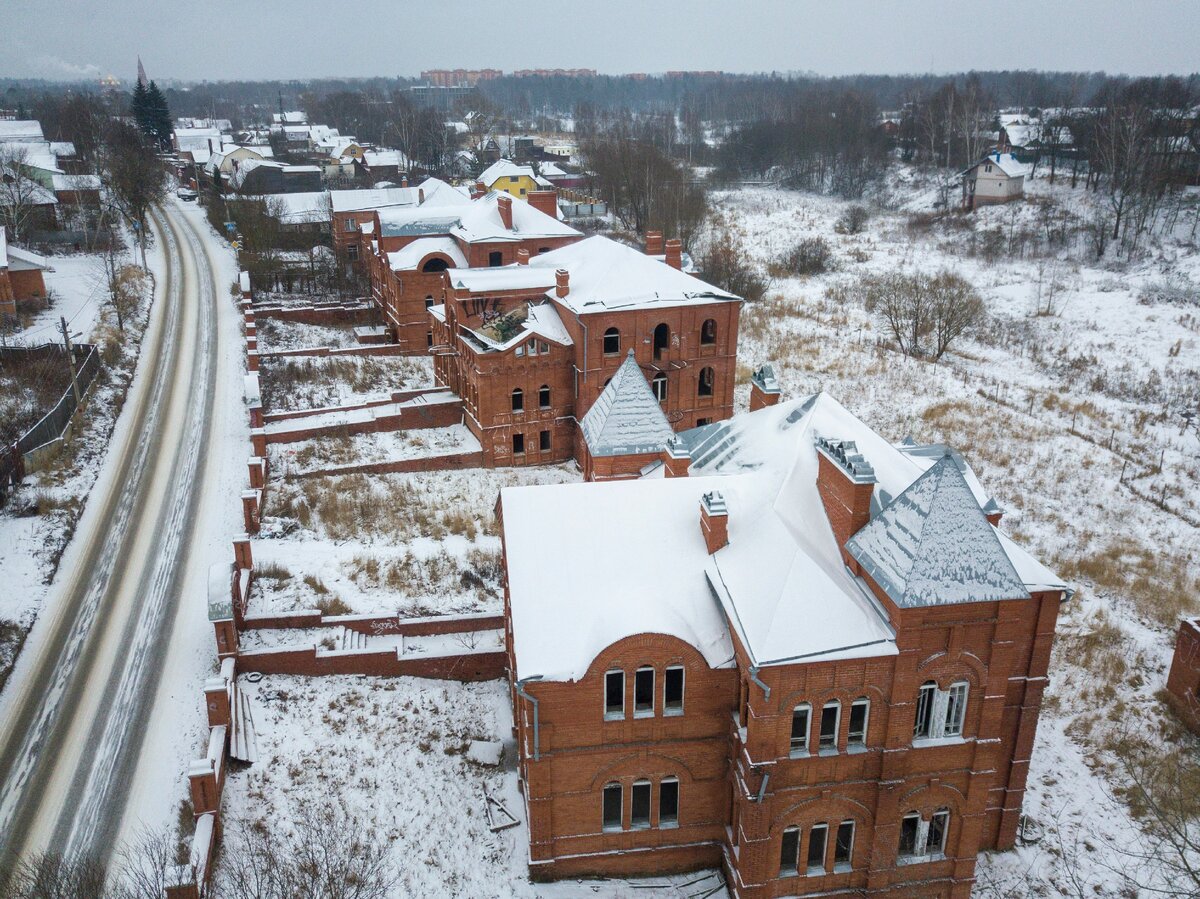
[364,189,578,354]
[478,159,541,198]
[500,390,1067,898]
[0,226,51,316]
[230,160,322,194]
[429,233,740,467]
[961,153,1027,210]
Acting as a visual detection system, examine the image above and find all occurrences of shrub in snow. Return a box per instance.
[857,270,983,361]
[778,236,834,277]
[835,204,870,235]
[695,228,769,302]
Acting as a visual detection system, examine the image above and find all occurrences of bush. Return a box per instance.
[780,237,834,276]
[695,229,769,302]
[856,270,983,361]
[835,205,869,234]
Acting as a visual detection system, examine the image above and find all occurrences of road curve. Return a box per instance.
[0,203,221,872]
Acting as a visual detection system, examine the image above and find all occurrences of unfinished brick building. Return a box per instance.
[499,392,1067,898]
[429,234,742,468]
[364,188,581,354]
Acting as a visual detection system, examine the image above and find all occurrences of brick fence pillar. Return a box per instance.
[233,535,253,570]
[248,457,264,489]
[241,490,260,534]
[250,428,267,457]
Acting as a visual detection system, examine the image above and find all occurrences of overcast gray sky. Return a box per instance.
[3,0,1198,83]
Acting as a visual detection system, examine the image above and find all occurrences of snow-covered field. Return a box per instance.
[222,171,1199,896]
[258,354,434,412]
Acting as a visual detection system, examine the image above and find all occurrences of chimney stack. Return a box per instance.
[701,491,729,554]
[472,180,486,199]
[814,436,876,561]
[498,194,513,230]
[527,189,558,219]
[645,230,664,255]
[662,436,691,478]
[555,269,569,298]
[749,363,782,412]
[516,248,530,265]
[401,175,409,188]
[664,238,682,270]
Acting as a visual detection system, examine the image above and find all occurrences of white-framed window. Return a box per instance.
[659,777,679,827]
[344,216,356,231]
[526,338,538,356]
[834,820,855,871]
[652,372,668,402]
[634,667,655,717]
[603,327,620,355]
[630,779,651,829]
[663,666,684,715]
[818,701,840,754]
[898,809,950,862]
[780,825,800,875]
[604,670,624,719]
[602,782,622,831]
[848,697,869,749]
[806,823,828,875]
[790,703,811,756]
[914,680,969,742]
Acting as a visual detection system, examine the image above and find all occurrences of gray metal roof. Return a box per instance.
[580,352,674,457]
[845,456,1030,607]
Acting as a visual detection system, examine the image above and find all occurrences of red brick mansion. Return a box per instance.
[499,391,1067,898]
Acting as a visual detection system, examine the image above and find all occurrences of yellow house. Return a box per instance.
[478,159,539,198]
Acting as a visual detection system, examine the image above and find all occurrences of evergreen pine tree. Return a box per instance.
[146,81,173,150]
[130,81,152,139]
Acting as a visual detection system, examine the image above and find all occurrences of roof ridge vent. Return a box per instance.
[815,435,877,484]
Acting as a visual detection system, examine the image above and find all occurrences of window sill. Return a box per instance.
[603,712,625,722]
[602,825,622,834]
[847,743,868,755]
[818,747,838,757]
[659,820,678,830]
[630,822,651,831]
[664,707,684,717]
[633,710,654,719]
[897,851,945,867]
[912,735,966,748]
[833,863,852,874]
[788,749,810,759]
[779,868,798,878]
[806,866,827,877]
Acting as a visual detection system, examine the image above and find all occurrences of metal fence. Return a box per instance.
[0,343,101,501]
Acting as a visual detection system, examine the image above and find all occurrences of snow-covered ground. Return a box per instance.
[258,354,434,412]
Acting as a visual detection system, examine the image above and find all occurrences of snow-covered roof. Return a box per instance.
[502,475,738,681]
[539,161,569,178]
[449,266,558,293]
[272,111,307,124]
[460,300,574,354]
[0,177,57,207]
[451,191,579,243]
[964,152,1028,179]
[51,173,101,192]
[258,192,330,224]
[529,236,736,313]
[387,236,467,271]
[1,227,50,271]
[363,149,409,169]
[0,121,44,142]
[478,158,535,184]
[330,187,420,213]
[48,141,75,158]
[581,351,674,457]
[845,457,1030,607]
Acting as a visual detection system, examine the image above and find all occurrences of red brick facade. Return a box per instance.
[1166,617,1200,733]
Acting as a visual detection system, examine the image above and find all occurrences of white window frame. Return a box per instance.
[944,682,968,737]
[926,809,950,855]
[914,680,969,743]
[834,820,855,872]
[790,703,811,757]
[663,665,685,716]
[848,697,870,750]
[898,812,921,859]
[818,700,840,755]
[914,681,937,739]
[634,666,655,718]
[603,670,625,720]
[898,809,950,863]
[806,822,829,876]
[780,825,801,876]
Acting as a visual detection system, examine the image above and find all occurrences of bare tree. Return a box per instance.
[860,270,982,360]
[99,121,167,267]
[0,145,47,242]
[926,271,984,361]
[0,851,108,899]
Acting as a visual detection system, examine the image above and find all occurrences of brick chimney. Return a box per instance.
[814,437,876,558]
[527,189,558,218]
[661,435,691,478]
[497,194,513,230]
[555,269,569,298]
[749,363,782,412]
[472,180,486,199]
[516,248,530,265]
[664,238,682,270]
[418,187,425,204]
[645,230,664,255]
[401,175,409,188]
[701,491,728,554]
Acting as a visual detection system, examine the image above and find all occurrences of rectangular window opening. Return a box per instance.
[806,823,828,875]
[835,820,854,869]
[512,433,525,456]
[898,813,920,857]
[602,783,622,831]
[634,667,655,716]
[630,780,651,829]
[848,699,869,748]
[780,826,800,875]
[539,430,551,452]
[790,705,810,755]
[927,811,949,855]
[604,670,624,719]
[659,778,679,827]
[819,702,839,753]
[664,666,684,715]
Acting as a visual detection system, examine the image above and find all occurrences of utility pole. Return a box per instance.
[60,316,82,408]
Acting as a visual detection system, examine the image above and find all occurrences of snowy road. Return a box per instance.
[0,202,223,870]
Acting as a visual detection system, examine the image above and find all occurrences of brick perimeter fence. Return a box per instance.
[289,450,485,479]
[252,301,377,326]
[236,645,505,680]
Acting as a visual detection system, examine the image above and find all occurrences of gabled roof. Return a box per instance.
[963,152,1028,178]
[580,351,674,457]
[845,457,1030,607]
[479,158,535,184]
[1,227,50,272]
[329,187,419,213]
[451,190,579,243]
[0,121,45,142]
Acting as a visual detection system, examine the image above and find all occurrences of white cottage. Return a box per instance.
[961,152,1026,210]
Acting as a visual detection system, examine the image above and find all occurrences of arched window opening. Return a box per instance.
[819,701,840,754]
[698,366,715,397]
[421,257,449,272]
[653,323,670,360]
[700,318,717,345]
[603,327,620,355]
[511,388,524,412]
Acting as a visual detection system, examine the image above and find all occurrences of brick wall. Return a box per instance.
[238,645,505,681]
[1166,618,1200,733]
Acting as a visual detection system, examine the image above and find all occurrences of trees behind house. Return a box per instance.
[856,270,983,361]
[99,121,168,257]
[582,122,708,247]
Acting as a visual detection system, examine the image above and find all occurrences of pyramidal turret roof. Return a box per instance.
[845,456,1030,607]
[580,351,674,457]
